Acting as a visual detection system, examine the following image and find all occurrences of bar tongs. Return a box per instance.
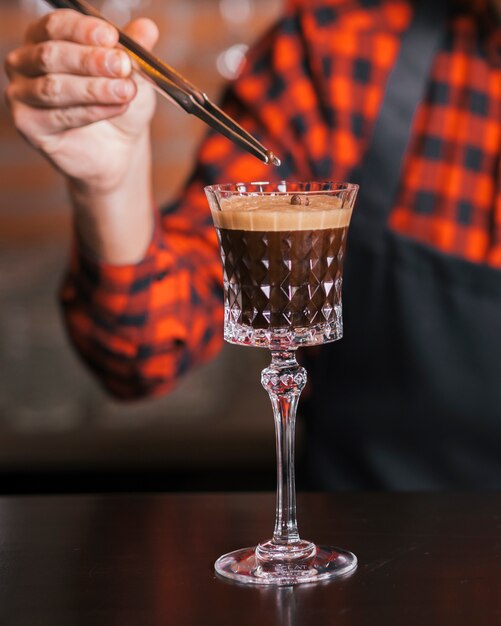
[45,0,281,166]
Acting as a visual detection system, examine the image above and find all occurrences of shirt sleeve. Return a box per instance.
[60,4,328,399]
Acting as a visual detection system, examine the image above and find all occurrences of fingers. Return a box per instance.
[7,74,136,109]
[5,41,131,79]
[4,10,160,151]
[25,9,118,47]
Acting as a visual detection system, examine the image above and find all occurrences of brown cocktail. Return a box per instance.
[211,191,352,348]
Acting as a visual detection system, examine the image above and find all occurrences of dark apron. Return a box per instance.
[304,0,501,490]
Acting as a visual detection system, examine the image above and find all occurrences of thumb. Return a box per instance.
[123,18,159,52]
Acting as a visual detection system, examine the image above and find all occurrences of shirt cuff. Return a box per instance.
[61,211,166,318]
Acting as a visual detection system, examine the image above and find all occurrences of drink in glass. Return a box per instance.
[205,181,358,585]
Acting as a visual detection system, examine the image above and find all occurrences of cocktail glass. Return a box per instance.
[205,181,359,585]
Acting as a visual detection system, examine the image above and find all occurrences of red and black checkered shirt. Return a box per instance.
[61,0,501,398]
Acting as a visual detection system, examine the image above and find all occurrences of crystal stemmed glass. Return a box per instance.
[205,181,359,585]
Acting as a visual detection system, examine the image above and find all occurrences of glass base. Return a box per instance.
[215,543,357,586]
[224,308,343,349]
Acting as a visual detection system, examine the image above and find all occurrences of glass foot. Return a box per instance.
[215,544,357,586]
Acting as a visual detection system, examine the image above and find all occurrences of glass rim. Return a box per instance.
[204,181,359,195]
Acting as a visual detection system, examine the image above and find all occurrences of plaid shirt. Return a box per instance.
[61,0,501,398]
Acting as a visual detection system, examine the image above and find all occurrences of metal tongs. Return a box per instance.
[44,0,281,166]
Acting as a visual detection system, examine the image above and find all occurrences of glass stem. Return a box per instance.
[261,350,307,546]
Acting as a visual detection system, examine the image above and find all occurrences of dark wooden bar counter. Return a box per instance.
[0,491,500,625]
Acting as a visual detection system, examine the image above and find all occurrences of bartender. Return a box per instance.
[4,0,501,489]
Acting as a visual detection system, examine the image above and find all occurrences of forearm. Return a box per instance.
[69,130,155,265]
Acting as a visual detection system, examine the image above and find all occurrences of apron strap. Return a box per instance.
[351,0,450,228]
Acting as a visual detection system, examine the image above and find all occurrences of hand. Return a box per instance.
[4,9,159,195]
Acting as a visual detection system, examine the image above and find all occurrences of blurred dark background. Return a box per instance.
[0,0,285,493]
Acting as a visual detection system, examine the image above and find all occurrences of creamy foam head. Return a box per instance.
[211,194,352,231]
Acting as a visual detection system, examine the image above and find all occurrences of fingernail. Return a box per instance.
[93,25,114,47]
[106,51,129,76]
[112,80,134,99]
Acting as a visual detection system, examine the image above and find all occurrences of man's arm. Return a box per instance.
[7,4,333,398]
